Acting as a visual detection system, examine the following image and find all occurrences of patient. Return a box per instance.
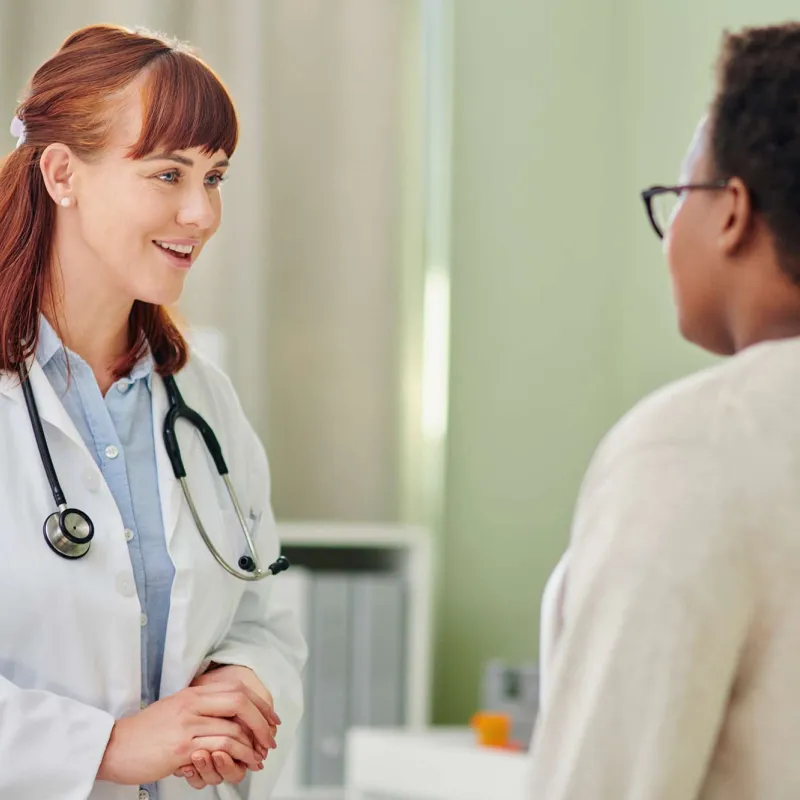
[528,22,800,799]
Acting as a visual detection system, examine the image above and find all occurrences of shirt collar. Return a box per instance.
[36,314,64,370]
[36,314,155,390]
[131,349,155,390]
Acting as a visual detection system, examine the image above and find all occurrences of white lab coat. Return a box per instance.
[0,350,307,800]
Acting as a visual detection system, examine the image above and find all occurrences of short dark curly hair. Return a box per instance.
[710,22,800,283]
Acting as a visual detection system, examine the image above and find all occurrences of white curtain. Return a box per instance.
[0,0,439,526]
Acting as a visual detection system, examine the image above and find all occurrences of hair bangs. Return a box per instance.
[130,50,238,160]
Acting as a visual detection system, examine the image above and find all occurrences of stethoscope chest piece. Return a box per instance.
[43,507,94,560]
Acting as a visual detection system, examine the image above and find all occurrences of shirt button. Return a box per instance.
[139,790,150,800]
[105,445,119,460]
[124,528,134,542]
[83,469,100,492]
[140,700,149,710]
[140,613,148,627]
[117,379,132,394]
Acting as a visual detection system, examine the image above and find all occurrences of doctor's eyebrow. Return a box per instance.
[142,152,230,169]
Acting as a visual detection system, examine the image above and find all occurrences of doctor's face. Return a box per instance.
[66,87,228,307]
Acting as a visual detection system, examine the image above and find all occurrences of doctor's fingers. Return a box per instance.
[181,751,249,789]
[175,752,250,784]
[177,754,212,790]
[191,690,277,751]
[232,713,276,752]
[195,680,281,729]
[189,735,262,771]
[209,752,248,784]
[190,751,223,787]
[192,716,266,756]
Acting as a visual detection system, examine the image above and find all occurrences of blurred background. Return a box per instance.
[2,0,797,796]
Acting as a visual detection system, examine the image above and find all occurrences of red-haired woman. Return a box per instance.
[0,24,305,799]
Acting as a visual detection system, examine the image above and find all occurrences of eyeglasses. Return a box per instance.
[641,181,729,239]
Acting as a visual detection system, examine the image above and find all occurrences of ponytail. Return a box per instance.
[0,145,55,370]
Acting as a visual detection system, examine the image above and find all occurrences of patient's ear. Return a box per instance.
[717,177,753,256]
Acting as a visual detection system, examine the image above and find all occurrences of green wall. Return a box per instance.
[434,0,624,723]
[435,0,800,724]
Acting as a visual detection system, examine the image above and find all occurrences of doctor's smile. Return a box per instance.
[153,239,200,269]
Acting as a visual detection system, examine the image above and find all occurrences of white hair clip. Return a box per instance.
[10,116,25,148]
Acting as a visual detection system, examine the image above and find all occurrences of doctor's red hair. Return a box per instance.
[0,24,238,379]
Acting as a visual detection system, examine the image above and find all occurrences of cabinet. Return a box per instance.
[271,522,434,800]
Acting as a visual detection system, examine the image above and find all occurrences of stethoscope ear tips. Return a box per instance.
[238,555,257,573]
[237,553,291,576]
[269,555,291,575]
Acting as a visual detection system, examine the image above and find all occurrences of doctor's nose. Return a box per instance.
[176,187,217,231]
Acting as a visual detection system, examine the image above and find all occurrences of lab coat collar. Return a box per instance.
[0,358,93,460]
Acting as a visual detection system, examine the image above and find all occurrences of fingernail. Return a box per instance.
[193,756,206,769]
[213,755,224,769]
[273,712,282,725]
[183,768,195,778]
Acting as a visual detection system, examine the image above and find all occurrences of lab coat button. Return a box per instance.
[140,613,148,627]
[83,469,100,492]
[139,791,150,800]
[115,574,136,597]
[105,445,119,460]
[124,528,134,542]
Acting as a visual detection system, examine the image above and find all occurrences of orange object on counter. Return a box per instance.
[470,711,512,748]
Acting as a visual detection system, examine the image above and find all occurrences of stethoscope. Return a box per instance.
[18,360,290,582]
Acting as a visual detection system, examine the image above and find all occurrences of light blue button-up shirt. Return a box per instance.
[37,316,174,799]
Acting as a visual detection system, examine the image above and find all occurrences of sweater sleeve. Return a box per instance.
[527,441,754,799]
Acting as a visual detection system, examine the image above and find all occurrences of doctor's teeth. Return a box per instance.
[155,241,194,255]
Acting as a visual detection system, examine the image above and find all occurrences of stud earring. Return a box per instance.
[60,197,72,208]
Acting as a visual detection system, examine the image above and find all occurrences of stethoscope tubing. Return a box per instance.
[18,361,287,580]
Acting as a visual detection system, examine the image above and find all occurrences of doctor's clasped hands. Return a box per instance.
[96,667,279,788]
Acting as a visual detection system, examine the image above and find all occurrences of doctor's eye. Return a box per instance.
[205,172,227,188]
[156,169,182,184]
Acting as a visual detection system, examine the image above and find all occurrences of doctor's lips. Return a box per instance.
[153,238,199,267]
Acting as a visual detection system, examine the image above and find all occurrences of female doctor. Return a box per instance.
[0,24,305,800]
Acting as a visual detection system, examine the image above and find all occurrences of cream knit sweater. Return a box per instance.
[529,336,800,799]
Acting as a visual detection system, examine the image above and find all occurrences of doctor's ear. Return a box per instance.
[39,144,78,208]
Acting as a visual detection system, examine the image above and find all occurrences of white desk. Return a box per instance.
[344,727,529,800]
